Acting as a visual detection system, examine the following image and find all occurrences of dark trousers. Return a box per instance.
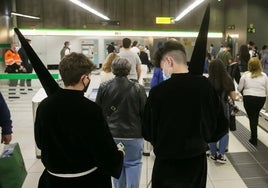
[20,79,31,87]
[152,153,207,188]
[38,169,112,188]
[243,96,266,140]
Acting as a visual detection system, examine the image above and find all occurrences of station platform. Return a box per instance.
[1,72,268,188]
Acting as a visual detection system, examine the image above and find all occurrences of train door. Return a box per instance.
[81,39,99,66]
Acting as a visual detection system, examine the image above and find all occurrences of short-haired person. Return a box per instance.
[216,44,233,69]
[4,42,25,98]
[142,40,220,188]
[34,52,124,188]
[96,58,147,188]
[238,57,268,145]
[118,38,142,82]
[60,41,71,60]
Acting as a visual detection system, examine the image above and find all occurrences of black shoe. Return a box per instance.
[210,155,217,161]
[216,154,227,164]
[249,138,257,146]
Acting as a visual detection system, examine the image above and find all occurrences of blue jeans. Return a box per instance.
[209,133,229,156]
[113,138,143,188]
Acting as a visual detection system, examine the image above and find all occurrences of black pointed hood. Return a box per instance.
[14,28,60,96]
[188,3,210,75]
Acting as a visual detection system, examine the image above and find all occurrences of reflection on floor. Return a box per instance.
[1,73,268,188]
[227,122,268,188]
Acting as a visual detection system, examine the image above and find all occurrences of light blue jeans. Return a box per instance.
[209,133,229,156]
[113,138,143,188]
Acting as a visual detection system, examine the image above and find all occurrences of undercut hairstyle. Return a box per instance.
[111,58,131,77]
[154,40,187,65]
[248,57,263,78]
[59,52,95,86]
[122,38,131,48]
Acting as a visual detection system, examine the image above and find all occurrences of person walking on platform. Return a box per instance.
[96,57,147,188]
[4,42,25,99]
[142,40,221,188]
[216,44,233,69]
[34,52,124,188]
[18,38,33,92]
[60,41,71,60]
[118,38,141,82]
[139,45,152,73]
[0,91,13,144]
[208,59,236,163]
[238,57,268,146]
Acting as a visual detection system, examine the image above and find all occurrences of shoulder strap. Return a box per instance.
[106,82,134,116]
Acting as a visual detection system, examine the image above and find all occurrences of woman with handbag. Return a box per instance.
[208,59,237,163]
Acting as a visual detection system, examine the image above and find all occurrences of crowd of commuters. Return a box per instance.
[2,36,268,188]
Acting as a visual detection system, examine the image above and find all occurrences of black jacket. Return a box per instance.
[139,51,150,65]
[96,77,147,138]
[18,47,33,72]
[142,73,221,159]
[35,88,123,178]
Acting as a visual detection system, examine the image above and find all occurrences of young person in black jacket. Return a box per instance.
[142,40,221,188]
[35,52,124,188]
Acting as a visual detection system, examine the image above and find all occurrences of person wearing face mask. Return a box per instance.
[35,52,124,188]
[142,40,220,188]
[4,42,25,99]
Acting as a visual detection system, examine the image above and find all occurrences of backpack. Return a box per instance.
[207,90,229,142]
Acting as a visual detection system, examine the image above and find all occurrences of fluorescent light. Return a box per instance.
[11,12,40,20]
[20,28,223,38]
[228,34,239,38]
[175,0,205,21]
[69,0,110,20]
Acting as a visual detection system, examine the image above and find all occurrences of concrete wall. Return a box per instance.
[247,0,268,49]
